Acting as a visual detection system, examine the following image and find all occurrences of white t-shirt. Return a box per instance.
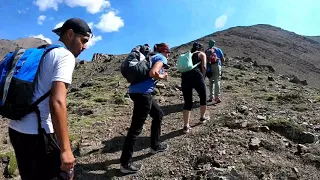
[9,41,75,134]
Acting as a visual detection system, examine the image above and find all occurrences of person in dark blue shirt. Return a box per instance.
[120,43,170,174]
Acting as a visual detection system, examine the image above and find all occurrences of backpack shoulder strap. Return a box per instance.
[7,48,26,70]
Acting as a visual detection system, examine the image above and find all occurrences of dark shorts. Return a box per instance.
[9,128,73,180]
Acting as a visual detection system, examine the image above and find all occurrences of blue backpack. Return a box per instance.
[0,44,62,125]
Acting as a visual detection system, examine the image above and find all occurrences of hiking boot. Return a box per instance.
[120,163,142,174]
[212,98,221,104]
[199,116,210,124]
[208,97,221,103]
[183,126,192,133]
[150,143,168,154]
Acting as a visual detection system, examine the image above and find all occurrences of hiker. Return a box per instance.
[180,42,210,133]
[205,39,225,104]
[144,43,151,55]
[119,43,170,174]
[6,18,92,180]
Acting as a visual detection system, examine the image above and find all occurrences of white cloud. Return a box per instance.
[54,21,64,29]
[30,34,52,44]
[88,22,94,30]
[34,0,110,14]
[37,15,47,25]
[95,11,124,33]
[86,35,102,48]
[34,0,63,11]
[17,8,29,14]
[215,15,228,28]
[64,0,110,14]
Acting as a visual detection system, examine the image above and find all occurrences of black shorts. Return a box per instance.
[9,128,73,180]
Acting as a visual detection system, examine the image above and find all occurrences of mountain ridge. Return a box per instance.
[1,24,320,89]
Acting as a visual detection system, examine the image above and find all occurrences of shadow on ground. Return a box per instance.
[75,128,188,179]
[161,101,216,116]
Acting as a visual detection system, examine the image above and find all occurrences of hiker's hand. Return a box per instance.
[161,72,168,81]
[60,150,75,172]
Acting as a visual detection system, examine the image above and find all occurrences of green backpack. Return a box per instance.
[177,51,200,73]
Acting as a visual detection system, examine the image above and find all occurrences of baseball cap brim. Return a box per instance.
[52,27,63,36]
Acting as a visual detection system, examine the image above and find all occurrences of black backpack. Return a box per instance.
[120,45,152,85]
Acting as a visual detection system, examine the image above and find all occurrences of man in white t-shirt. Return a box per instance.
[8,18,92,180]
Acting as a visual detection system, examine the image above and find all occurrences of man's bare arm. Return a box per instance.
[49,81,75,171]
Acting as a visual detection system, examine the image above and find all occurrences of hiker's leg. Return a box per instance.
[9,128,38,180]
[182,77,193,127]
[213,64,221,99]
[194,74,207,118]
[120,93,152,166]
[208,64,215,100]
[149,96,164,150]
[9,128,68,180]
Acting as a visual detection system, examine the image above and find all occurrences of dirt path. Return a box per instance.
[73,84,232,180]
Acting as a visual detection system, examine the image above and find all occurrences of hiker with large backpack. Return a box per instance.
[119,43,170,174]
[0,18,92,180]
[205,39,225,104]
[177,42,210,133]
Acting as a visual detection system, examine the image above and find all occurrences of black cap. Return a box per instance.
[52,18,92,37]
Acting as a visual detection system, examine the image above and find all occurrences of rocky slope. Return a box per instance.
[0,24,319,180]
[0,38,48,59]
[306,36,320,44]
[63,56,320,180]
[169,24,320,89]
[90,24,320,88]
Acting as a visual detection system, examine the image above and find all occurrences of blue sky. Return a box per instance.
[0,0,319,61]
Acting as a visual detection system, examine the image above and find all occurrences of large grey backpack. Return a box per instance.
[120,45,152,85]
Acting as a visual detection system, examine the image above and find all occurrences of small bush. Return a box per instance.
[93,97,108,103]
[277,92,302,104]
[113,92,128,105]
[265,118,305,143]
[291,104,308,112]
[0,152,18,178]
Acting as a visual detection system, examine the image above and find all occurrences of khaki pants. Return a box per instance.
[208,63,221,99]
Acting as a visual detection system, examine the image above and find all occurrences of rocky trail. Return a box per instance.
[69,57,320,180]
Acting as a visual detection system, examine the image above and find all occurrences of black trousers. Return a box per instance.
[181,70,207,110]
[120,93,164,166]
[9,128,72,180]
